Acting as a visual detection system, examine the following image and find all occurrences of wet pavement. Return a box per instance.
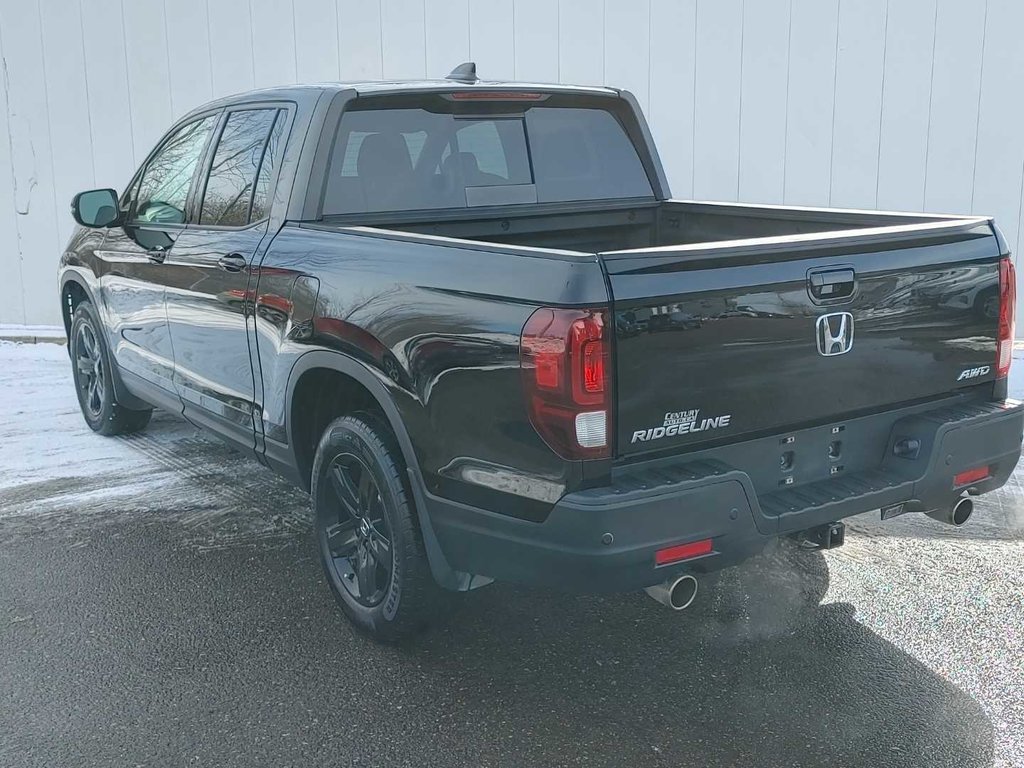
[1,341,1022,767]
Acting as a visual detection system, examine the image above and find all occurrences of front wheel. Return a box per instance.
[311,414,453,642]
[69,301,152,436]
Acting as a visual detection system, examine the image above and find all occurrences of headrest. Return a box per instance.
[356,132,413,180]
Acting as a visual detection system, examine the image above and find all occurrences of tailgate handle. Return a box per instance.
[808,268,856,302]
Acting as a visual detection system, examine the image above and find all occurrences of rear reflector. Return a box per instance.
[655,538,713,566]
[997,256,1016,379]
[953,466,990,488]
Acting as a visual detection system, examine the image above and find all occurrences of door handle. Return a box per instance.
[218,253,248,272]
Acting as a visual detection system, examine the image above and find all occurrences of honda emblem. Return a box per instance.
[816,312,854,356]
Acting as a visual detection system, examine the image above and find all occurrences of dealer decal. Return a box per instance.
[631,409,733,444]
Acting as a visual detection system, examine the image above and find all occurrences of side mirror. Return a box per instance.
[71,188,121,228]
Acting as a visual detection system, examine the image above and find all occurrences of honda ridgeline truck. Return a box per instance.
[59,64,1024,640]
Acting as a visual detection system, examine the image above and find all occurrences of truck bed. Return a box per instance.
[356,199,970,255]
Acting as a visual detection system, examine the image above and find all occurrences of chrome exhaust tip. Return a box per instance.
[644,573,698,611]
[926,496,974,527]
[951,496,974,526]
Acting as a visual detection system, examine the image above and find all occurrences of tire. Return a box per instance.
[311,413,452,642]
[69,301,153,436]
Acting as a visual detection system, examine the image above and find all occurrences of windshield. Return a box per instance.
[321,98,654,215]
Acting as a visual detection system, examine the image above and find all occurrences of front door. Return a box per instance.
[96,114,219,396]
[164,107,287,453]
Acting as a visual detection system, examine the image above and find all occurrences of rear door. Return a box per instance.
[97,114,220,394]
[164,106,289,453]
[605,221,1003,458]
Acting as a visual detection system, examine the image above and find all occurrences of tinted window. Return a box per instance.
[200,109,277,226]
[526,108,652,202]
[322,104,650,215]
[250,110,286,222]
[133,115,217,224]
[454,120,528,181]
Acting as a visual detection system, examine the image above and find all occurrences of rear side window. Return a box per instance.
[200,109,278,226]
[250,111,286,222]
[321,100,652,215]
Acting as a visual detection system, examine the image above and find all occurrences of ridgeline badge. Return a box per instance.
[631,409,733,444]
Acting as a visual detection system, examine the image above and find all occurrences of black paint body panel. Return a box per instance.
[252,223,607,518]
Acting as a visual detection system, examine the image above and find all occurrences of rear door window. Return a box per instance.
[321,99,652,215]
[250,110,287,222]
[200,108,278,226]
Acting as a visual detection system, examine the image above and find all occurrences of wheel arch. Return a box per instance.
[283,350,468,591]
[60,271,151,412]
[59,272,95,345]
[285,351,419,488]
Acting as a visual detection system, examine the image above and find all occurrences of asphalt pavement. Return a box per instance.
[1,341,1022,768]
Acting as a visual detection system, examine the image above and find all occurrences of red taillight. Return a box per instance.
[997,256,1016,379]
[521,307,611,459]
[655,538,714,566]
[953,465,990,488]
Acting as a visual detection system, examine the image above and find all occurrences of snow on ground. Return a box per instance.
[0,341,309,549]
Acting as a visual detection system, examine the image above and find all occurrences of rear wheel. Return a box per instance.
[311,414,452,641]
[69,301,152,436]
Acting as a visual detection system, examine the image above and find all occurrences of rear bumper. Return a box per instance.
[425,398,1023,592]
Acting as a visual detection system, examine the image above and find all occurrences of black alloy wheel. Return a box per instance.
[322,452,394,606]
[74,320,106,420]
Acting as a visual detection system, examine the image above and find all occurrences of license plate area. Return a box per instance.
[776,423,856,489]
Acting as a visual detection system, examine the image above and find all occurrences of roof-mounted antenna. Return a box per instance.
[445,62,478,83]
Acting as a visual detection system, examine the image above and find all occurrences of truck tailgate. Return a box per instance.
[604,220,1004,458]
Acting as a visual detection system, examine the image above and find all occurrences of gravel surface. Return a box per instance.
[1,341,1022,767]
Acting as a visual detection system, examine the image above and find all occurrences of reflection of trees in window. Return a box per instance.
[251,111,285,222]
[135,115,217,224]
[201,109,278,226]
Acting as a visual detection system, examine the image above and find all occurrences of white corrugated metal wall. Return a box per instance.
[1,0,1022,327]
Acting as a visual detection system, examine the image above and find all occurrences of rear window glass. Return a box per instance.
[322,101,652,215]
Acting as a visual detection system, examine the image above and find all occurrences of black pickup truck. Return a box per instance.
[60,64,1023,640]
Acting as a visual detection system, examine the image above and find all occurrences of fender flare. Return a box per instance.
[284,349,470,591]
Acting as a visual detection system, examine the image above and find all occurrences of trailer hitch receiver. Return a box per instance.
[795,522,845,550]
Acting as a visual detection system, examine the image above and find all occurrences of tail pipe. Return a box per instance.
[926,496,974,527]
[644,574,698,611]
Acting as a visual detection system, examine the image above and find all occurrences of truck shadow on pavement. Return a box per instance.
[402,543,995,768]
